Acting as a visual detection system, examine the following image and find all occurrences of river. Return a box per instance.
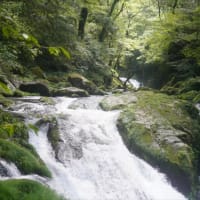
[0,96,187,200]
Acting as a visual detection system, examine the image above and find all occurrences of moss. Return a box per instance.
[162,77,200,104]
[100,92,137,111]
[40,97,55,105]
[36,117,60,154]
[47,118,60,154]
[31,66,46,79]
[0,179,65,200]
[13,89,25,97]
[0,81,13,96]
[0,139,51,177]
[193,93,200,103]
[0,95,13,107]
[178,90,199,101]
[0,109,28,140]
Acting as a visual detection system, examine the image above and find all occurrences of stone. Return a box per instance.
[100,92,137,110]
[19,82,50,96]
[52,87,89,97]
[100,90,200,196]
[68,73,100,95]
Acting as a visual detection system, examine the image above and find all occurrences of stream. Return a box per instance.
[0,96,187,200]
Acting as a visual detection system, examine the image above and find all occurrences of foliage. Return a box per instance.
[0,109,28,139]
[0,179,65,200]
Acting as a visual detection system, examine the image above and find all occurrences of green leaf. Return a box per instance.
[48,47,60,56]
[60,47,71,59]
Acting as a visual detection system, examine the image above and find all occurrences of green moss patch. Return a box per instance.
[0,95,13,107]
[0,109,28,140]
[162,77,200,103]
[0,179,65,200]
[0,139,51,177]
[0,81,13,96]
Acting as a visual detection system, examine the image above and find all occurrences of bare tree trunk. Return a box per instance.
[172,0,178,14]
[99,0,120,42]
[123,73,134,91]
[78,7,88,39]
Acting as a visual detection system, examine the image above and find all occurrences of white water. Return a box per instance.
[9,96,187,200]
[120,77,140,89]
[196,103,200,114]
[0,159,21,177]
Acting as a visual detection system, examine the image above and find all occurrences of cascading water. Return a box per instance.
[7,96,187,200]
[119,77,141,89]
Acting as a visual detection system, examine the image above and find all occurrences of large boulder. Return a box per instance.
[100,90,200,196]
[52,87,89,97]
[100,92,137,110]
[19,82,50,96]
[68,73,103,95]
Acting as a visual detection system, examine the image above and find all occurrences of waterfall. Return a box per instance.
[196,103,200,114]
[9,96,186,200]
[119,77,140,89]
[0,159,21,178]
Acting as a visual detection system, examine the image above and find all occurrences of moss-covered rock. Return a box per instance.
[161,77,200,103]
[0,139,51,177]
[0,81,13,96]
[0,109,27,139]
[0,179,65,200]
[68,73,102,95]
[36,117,60,158]
[0,95,13,107]
[0,109,51,177]
[31,66,47,79]
[100,92,137,110]
[47,118,60,158]
[19,82,50,96]
[101,90,200,196]
[52,87,89,97]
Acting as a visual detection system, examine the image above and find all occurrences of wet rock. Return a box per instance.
[68,73,102,95]
[101,90,200,196]
[0,162,9,177]
[100,92,137,110]
[52,87,89,97]
[19,82,50,96]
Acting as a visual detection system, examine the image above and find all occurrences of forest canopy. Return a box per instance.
[0,0,199,88]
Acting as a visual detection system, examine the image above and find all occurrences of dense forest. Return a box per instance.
[0,0,199,93]
[0,0,200,199]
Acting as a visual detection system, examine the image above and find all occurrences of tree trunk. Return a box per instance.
[172,0,178,14]
[99,0,120,42]
[78,7,88,39]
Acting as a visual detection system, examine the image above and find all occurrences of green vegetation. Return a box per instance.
[0,109,51,177]
[0,139,51,177]
[0,0,200,199]
[0,179,65,200]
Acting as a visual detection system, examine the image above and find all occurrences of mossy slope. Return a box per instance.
[0,179,65,200]
[0,109,51,177]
